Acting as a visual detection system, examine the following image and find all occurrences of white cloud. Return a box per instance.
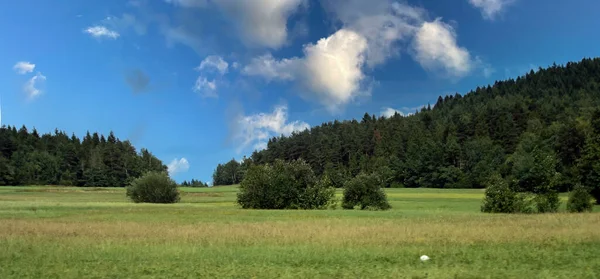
[167,158,190,175]
[84,26,120,39]
[13,61,36,74]
[243,0,481,111]
[302,29,368,108]
[381,107,404,118]
[212,0,306,49]
[468,0,515,20]
[193,77,218,98]
[164,0,305,49]
[197,55,229,74]
[192,55,229,98]
[23,72,46,100]
[381,105,427,118]
[243,29,369,112]
[412,19,473,78]
[233,105,309,152]
[320,0,426,68]
[242,53,299,82]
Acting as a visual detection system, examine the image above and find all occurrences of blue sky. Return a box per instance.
[1,0,599,184]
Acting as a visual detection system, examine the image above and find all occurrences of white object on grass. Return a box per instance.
[420,255,430,261]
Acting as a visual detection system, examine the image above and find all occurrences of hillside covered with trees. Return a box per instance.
[0,127,166,187]
[214,58,600,200]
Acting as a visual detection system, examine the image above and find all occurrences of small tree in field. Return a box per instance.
[126,171,180,203]
[481,174,521,213]
[236,159,335,209]
[342,173,391,210]
[567,184,594,213]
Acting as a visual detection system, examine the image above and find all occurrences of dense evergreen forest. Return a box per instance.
[0,127,166,186]
[214,58,600,199]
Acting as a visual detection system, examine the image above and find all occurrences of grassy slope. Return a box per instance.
[0,186,598,279]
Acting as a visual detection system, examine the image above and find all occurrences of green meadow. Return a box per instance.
[0,186,599,278]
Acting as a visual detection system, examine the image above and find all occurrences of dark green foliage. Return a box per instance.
[0,126,166,187]
[578,109,600,204]
[213,157,252,186]
[534,191,560,213]
[481,174,521,213]
[236,159,335,209]
[567,185,594,213]
[342,173,391,210]
[214,58,600,192]
[180,179,208,187]
[126,171,180,203]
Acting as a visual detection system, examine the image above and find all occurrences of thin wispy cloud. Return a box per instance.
[23,72,47,100]
[84,26,120,39]
[468,0,516,20]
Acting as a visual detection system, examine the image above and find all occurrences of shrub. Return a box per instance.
[342,173,391,210]
[481,174,536,213]
[534,191,560,213]
[481,174,518,213]
[236,159,335,209]
[567,185,594,213]
[513,192,536,214]
[126,171,180,203]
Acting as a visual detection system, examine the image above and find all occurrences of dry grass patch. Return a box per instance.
[2,213,598,246]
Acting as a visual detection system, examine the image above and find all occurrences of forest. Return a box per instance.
[0,127,167,187]
[213,58,600,201]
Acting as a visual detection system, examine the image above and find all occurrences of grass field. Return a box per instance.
[1,186,599,278]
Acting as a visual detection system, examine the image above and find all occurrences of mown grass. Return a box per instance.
[0,186,599,278]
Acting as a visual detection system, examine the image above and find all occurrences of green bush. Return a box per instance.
[534,191,560,213]
[481,174,519,213]
[126,171,180,203]
[342,173,391,210]
[481,174,537,213]
[236,159,335,209]
[567,185,594,213]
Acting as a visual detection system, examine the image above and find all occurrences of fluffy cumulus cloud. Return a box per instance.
[243,0,480,111]
[320,0,426,68]
[412,19,473,78]
[167,158,190,175]
[13,61,35,74]
[23,72,47,100]
[468,0,515,20]
[233,105,309,152]
[84,26,120,39]
[243,29,368,111]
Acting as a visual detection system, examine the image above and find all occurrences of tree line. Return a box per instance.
[0,126,166,187]
[180,179,209,187]
[214,57,600,203]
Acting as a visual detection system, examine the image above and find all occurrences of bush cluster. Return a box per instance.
[342,173,391,210]
[481,174,560,214]
[126,171,180,203]
[567,184,594,213]
[236,159,335,209]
